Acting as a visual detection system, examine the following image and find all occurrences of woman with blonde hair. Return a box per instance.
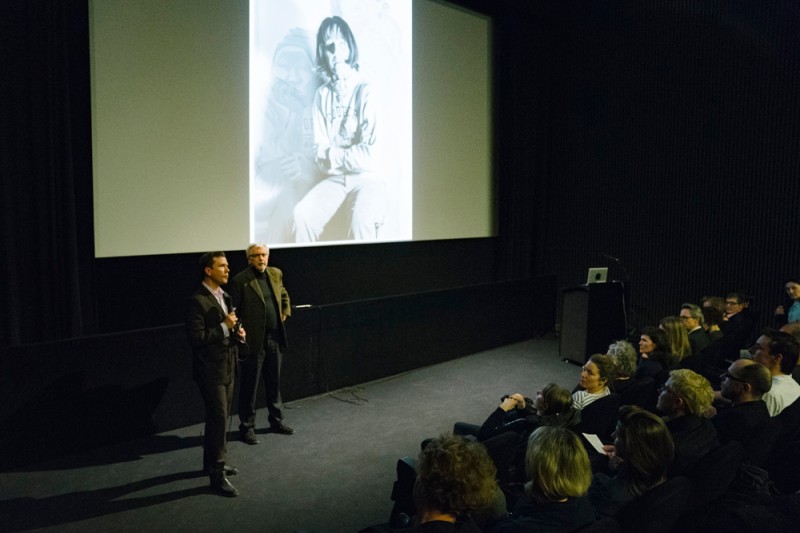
[659,316,692,362]
[493,427,595,532]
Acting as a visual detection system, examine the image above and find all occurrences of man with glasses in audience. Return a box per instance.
[711,359,771,445]
[750,328,800,416]
[680,303,711,356]
[704,292,758,369]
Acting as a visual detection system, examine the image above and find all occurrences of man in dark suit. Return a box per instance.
[185,251,245,497]
[680,303,711,356]
[229,243,293,444]
[712,358,771,446]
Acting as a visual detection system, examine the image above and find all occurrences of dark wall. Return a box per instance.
[513,1,800,330]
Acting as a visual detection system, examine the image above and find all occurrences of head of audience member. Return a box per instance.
[246,243,270,273]
[580,354,615,394]
[784,278,800,302]
[608,340,637,379]
[413,433,499,524]
[659,316,691,361]
[638,327,670,363]
[724,292,751,318]
[657,369,714,419]
[750,327,800,377]
[535,383,574,417]
[679,303,704,332]
[719,359,772,405]
[701,305,724,332]
[613,405,675,496]
[524,426,592,504]
[701,296,726,315]
[199,251,229,288]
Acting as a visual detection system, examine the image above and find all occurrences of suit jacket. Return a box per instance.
[185,285,238,385]
[229,265,291,355]
[688,327,711,355]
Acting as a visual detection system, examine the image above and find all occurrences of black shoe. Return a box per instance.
[240,429,259,445]
[270,422,294,435]
[223,465,239,476]
[209,474,239,497]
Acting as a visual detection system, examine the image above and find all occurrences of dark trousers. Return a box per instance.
[238,335,283,430]
[197,378,234,471]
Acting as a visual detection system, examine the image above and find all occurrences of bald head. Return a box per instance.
[720,358,772,404]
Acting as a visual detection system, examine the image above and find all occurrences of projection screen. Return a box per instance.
[90,0,493,257]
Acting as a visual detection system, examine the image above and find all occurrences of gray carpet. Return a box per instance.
[0,337,578,533]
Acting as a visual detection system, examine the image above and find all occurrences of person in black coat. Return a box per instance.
[185,252,246,497]
[711,359,772,446]
[656,369,718,475]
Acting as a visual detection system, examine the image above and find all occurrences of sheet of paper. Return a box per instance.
[583,433,605,454]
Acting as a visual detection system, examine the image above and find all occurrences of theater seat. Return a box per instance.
[615,476,690,533]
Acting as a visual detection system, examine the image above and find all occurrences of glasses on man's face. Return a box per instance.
[725,300,741,306]
[679,315,692,321]
[721,371,747,384]
[249,253,268,258]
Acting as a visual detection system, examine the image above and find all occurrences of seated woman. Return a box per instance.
[588,405,675,518]
[774,277,800,335]
[660,316,691,363]
[656,369,718,475]
[635,327,678,383]
[476,383,581,442]
[572,354,615,411]
[454,384,581,485]
[365,433,501,532]
[701,305,724,342]
[607,340,638,395]
[493,426,596,532]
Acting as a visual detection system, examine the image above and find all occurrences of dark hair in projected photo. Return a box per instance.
[315,16,359,78]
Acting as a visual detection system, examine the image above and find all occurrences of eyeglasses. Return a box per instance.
[679,316,693,320]
[721,371,747,384]
[725,300,741,306]
[249,253,269,258]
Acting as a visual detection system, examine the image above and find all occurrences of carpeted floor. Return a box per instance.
[0,337,579,533]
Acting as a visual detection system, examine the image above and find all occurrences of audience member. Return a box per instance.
[711,359,771,446]
[660,316,692,362]
[572,354,614,411]
[656,369,718,474]
[588,405,675,518]
[701,292,759,369]
[701,295,726,316]
[774,277,800,335]
[607,340,638,394]
[750,328,800,416]
[493,427,595,532]
[701,305,724,342]
[475,384,580,443]
[367,434,500,532]
[635,327,677,382]
[680,303,711,355]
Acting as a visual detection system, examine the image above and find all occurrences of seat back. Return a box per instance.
[683,441,743,513]
[616,476,691,533]
[743,416,781,467]
[618,377,655,411]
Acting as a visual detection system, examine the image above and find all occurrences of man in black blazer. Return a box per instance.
[229,243,293,444]
[185,251,245,497]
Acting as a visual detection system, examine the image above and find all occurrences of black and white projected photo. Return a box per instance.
[250,0,412,245]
